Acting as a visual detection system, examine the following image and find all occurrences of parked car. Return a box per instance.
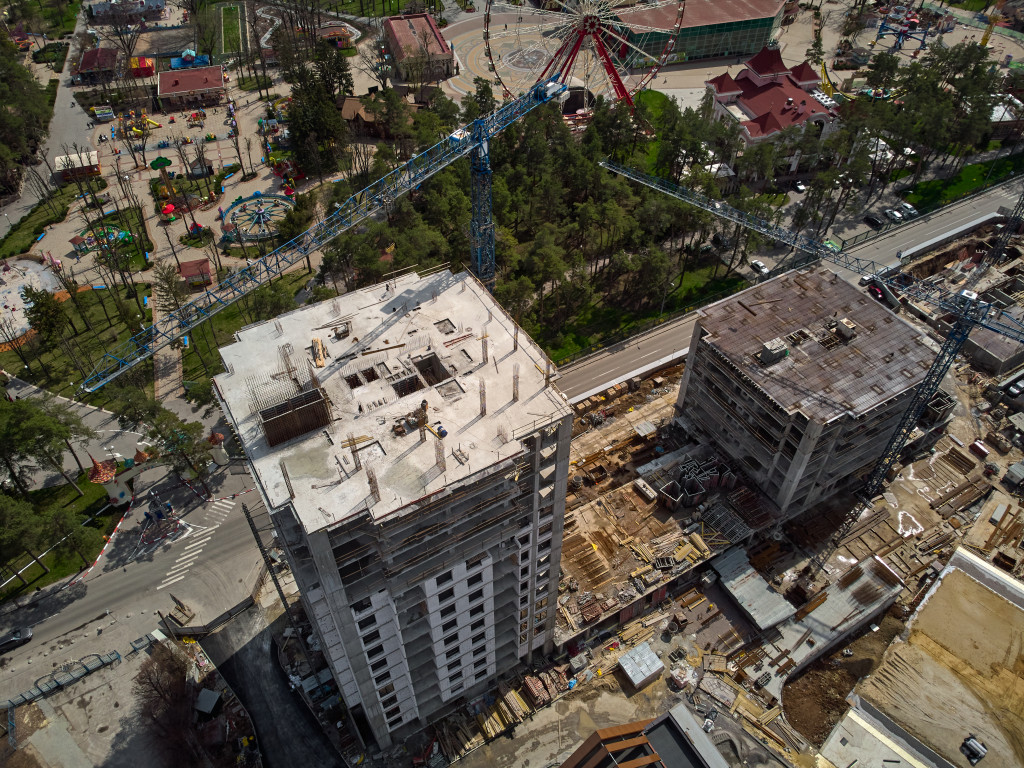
[859,274,876,286]
[868,285,885,301]
[792,180,807,193]
[751,259,770,276]
[897,202,919,218]
[0,627,32,653]
[885,209,903,223]
[864,213,885,229]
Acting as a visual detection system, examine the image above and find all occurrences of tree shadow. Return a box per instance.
[106,703,173,768]
[0,579,88,628]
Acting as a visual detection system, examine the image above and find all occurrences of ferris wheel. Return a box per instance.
[482,0,685,115]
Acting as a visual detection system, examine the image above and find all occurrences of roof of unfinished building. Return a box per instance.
[695,267,933,422]
[214,270,571,533]
[836,548,1024,767]
[714,546,794,630]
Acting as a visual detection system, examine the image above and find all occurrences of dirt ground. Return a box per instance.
[781,610,906,746]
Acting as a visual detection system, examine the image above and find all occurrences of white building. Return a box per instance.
[213,270,573,748]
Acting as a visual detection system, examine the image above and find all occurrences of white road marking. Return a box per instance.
[157,575,187,590]
[183,535,214,552]
[166,558,198,575]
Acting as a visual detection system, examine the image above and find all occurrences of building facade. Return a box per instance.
[676,267,934,519]
[614,0,788,65]
[384,13,454,82]
[214,270,572,749]
[157,65,225,109]
[706,45,840,149]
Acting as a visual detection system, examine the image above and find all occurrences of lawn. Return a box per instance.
[0,179,108,260]
[221,4,242,53]
[0,474,117,605]
[950,0,989,11]
[238,74,271,92]
[544,264,747,362]
[178,269,312,385]
[0,284,154,403]
[904,151,1024,211]
[325,0,427,17]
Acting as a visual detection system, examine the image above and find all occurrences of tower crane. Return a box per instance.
[601,160,1024,557]
[79,79,568,393]
[964,182,1024,289]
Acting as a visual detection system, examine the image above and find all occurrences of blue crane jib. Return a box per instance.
[80,80,568,393]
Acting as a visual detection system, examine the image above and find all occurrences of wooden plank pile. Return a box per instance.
[435,715,482,759]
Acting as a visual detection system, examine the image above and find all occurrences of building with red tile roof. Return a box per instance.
[157,65,225,109]
[383,13,454,82]
[75,47,119,84]
[706,45,839,149]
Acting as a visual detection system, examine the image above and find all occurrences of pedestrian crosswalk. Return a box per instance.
[155,498,236,590]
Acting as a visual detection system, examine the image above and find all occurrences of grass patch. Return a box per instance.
[635,89,671,123]
[322,0,429,17]
[33,42,70,70]
[544,264,747,362]
[221,4,242,53]
[0,285,153,402]
[151,163,240,204]
[904,151,1024,210]
[237,74,271,92]
[950,0,988,11]
[0,474,116,605]
[0,179,108,260]
[179,269,311,385]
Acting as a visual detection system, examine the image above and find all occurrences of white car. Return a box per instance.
[897,202,919,218]
[885,209,903,223]
[751,260,770,276]
[858,274,876,286]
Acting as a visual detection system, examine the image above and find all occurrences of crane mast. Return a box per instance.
[80,80,567,392]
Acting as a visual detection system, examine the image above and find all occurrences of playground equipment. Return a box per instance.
[221,192,295,241]
[118,110,163,140]
[873,6,930,51]
[91,105,115,122]
[187,110,206,128]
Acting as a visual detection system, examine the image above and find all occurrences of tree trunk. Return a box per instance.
[25,548,50,574]
[2,455,29,497]
[65,438,87,475]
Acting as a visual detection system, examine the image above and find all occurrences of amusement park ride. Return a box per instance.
[80,0,688,392]
[599,159,1024,565]
[873,5,930,52]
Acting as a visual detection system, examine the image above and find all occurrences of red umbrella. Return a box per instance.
[161,203,175,214]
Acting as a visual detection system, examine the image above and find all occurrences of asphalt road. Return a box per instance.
[0,465,259,701]
[0,10,93,239]
[554,178,1024,401]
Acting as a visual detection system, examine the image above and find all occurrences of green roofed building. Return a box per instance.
[611,0,792,65]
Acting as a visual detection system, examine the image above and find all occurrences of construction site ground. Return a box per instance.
[780,610,906,746]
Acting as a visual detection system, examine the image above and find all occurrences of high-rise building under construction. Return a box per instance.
[214,269,573,747]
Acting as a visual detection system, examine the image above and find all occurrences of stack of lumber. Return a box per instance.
[436,716,481,758]
[539,671,559,699]
[498,681,531,720]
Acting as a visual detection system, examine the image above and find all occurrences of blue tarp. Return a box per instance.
[169,54,211,70]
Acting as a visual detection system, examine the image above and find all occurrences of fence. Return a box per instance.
[1,651,121,710]
[834,169,1023,251]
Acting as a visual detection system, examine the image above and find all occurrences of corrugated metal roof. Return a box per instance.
[714,546,795,630]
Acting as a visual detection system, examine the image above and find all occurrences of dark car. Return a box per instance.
[864,213,885,229]
[0,627,32,653]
